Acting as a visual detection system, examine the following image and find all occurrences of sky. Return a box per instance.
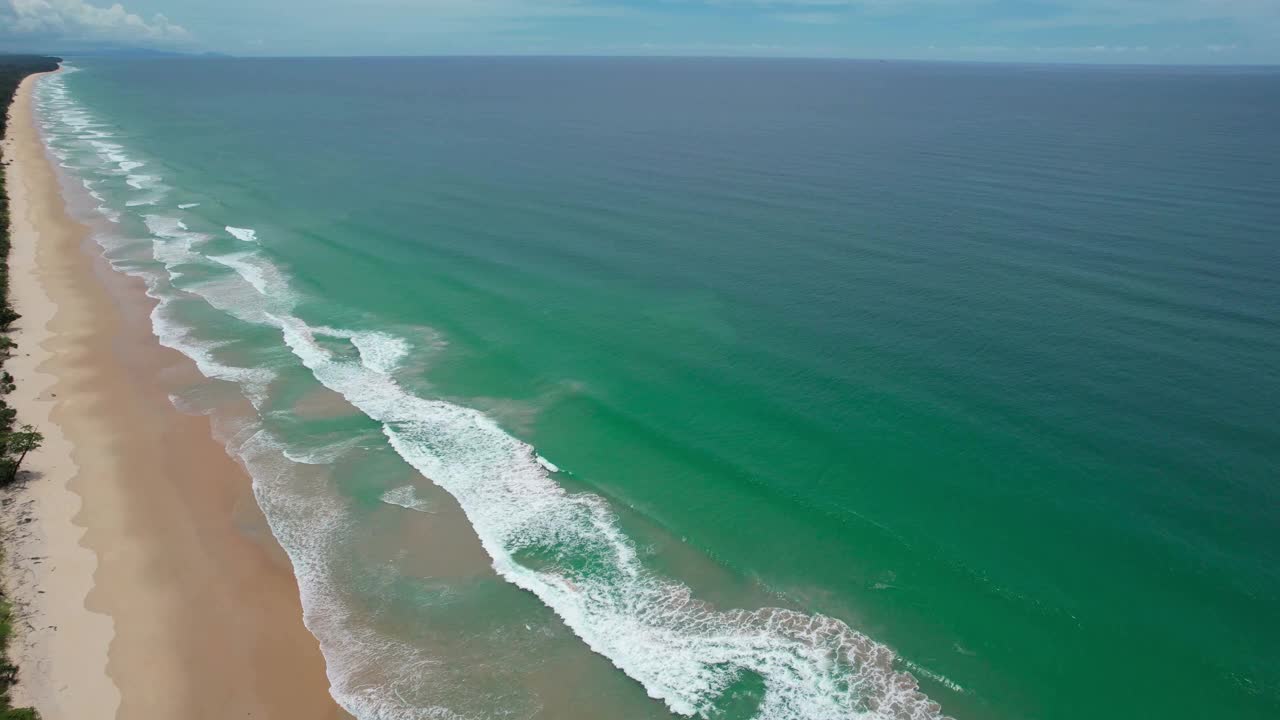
[1,0,1278,64]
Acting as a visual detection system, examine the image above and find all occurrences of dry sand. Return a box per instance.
[1,71,348,720]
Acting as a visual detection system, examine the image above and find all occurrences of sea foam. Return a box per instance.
[380,486,435,513]
[277,313,945,719]
[226,226,257,242]
[126,173,159,190]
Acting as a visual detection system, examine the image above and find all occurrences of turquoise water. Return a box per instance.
[36,58,1280,719]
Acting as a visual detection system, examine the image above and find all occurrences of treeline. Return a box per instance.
[0,57,60,139]
[0,54,60,484]
[0,53,62,720]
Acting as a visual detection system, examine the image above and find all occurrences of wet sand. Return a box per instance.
[1,71,349,720]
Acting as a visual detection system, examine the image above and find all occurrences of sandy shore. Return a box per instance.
[2,72,348,719]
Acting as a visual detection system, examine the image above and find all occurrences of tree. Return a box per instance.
[0,308,18,332]
[0,404,15,435]
[0,337,15,358]
[2,425,42,485]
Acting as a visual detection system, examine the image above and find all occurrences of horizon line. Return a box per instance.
[32,51,1280,70]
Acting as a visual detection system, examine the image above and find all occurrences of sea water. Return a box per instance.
[34,58,1280,720]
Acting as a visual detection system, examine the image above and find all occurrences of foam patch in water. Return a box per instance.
[380,486,435,513]
[226,226,258,242]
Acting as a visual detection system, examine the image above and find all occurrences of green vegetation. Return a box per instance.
[0,53,62,720]
[1,597,37,720]
[0,54,59,481]
[1,427,43,487]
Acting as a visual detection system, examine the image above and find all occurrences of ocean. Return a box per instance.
[33,57,1280,719]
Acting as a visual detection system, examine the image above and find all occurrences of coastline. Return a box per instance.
[2,72,347,719]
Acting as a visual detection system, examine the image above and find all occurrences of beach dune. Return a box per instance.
[2,72,347,720]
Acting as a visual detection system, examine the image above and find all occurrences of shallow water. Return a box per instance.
[36,58,1280,720]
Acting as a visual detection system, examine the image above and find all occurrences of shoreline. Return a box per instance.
[2,72,347,719]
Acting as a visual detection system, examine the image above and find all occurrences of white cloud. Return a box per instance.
[2,0,189,42]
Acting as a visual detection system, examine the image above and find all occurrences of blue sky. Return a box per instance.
[2,0,1278,63]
